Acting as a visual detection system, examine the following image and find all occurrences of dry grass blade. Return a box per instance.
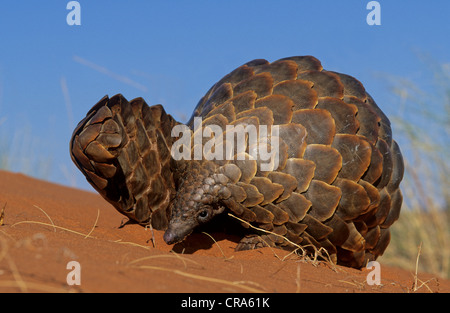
[5,256,27,292]
[231,280,267,291]
[413,242,422,292]
[84,208,100,239]
[0,229,14,241]
[338,279,365,290]
[0,280,70,293]
[33,205,56,232]
[112,239,150,250]
[0,237,9,265]
[412,242,436,292]
[11,205,98,239]
[257,235,282,260]
[11,221,94,238]
[170,251,191,269]
[228,213,337,268]
[412,277,437,293]
[145,224,156,248]
[406,241,438,293]
[281,247,301,261]
[228,213,301,249]
[1,237,27,292]
[136,265,264,293]
[201,232,230,260]
[128,253,204,270]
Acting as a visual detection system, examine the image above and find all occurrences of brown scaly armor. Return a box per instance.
[70,56,404,268]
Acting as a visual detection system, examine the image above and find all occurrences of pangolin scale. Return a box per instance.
[70,55,404,268]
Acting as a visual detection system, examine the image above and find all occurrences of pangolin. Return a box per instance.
[70,55,404,268]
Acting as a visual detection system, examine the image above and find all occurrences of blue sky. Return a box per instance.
[0,0,448,191]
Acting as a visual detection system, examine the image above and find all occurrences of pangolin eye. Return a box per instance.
[198,210,209,221]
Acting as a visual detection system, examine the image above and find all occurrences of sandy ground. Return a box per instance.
[0,169,448,293]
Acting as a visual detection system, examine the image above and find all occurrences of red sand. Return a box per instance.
[0,170,448,293]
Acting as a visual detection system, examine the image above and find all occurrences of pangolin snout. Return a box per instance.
[163,228,178,244]
[163,223,193,245]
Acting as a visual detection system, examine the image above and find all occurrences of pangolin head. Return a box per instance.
[163,167,231,245]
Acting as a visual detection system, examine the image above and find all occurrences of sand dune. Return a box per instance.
[0,170,447,293]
